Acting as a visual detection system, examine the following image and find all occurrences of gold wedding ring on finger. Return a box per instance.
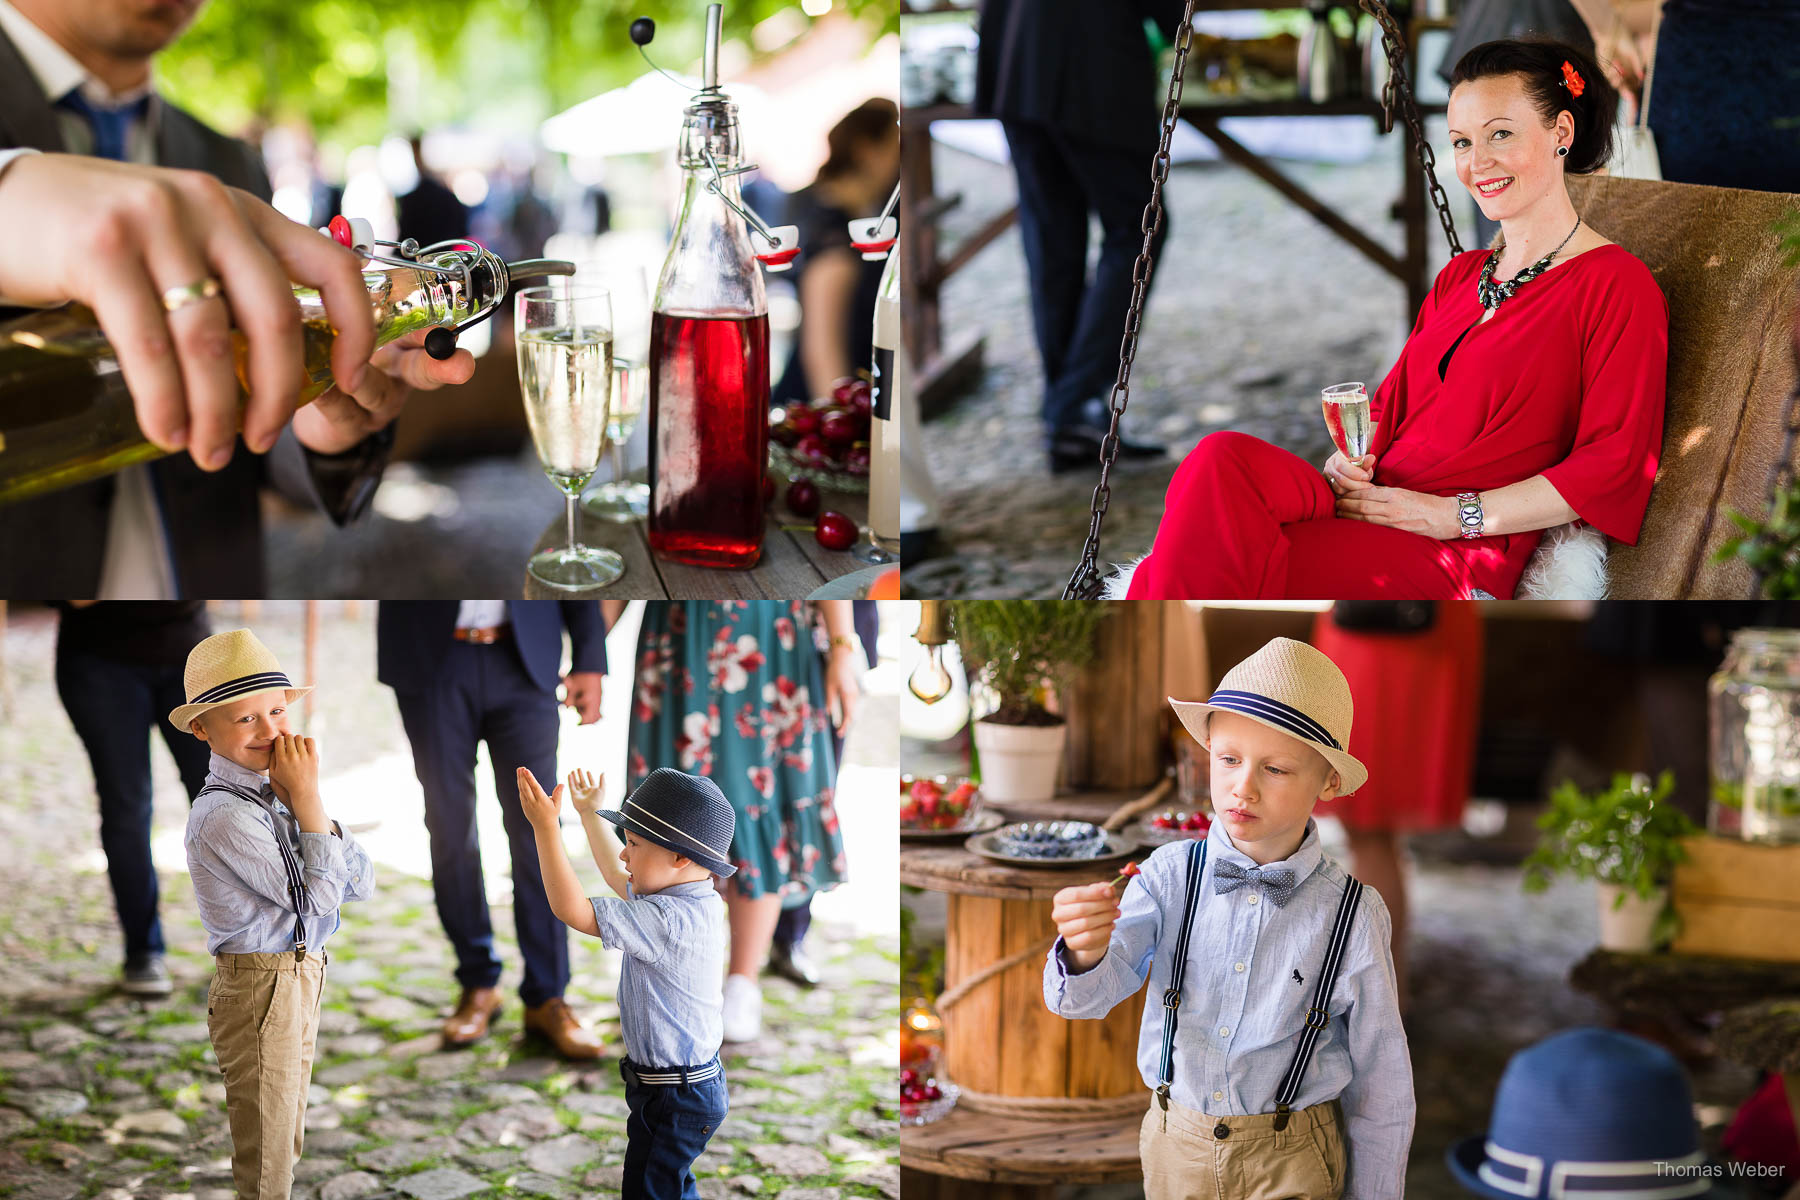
[161,276,223,314]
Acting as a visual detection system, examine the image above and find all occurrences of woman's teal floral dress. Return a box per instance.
[629,601,847,900]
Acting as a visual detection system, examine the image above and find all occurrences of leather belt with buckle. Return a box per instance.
[452,624,511,645]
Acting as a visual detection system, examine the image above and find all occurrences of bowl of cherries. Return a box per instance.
[1130,808,1212,847]
[899,1067,958,1125]
[900,775,999,840]
[769,376,875,492]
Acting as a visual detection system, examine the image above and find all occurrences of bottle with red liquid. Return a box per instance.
[647,15,770,569]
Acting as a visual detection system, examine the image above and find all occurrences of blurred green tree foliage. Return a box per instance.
[156,0,892,147]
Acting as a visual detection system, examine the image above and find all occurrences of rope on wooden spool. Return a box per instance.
[957,1086,1151,1119]
[1103,777,1175,830]
[936,934,1059,1014]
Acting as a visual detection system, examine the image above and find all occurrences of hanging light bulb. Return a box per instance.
[907,600,954,705]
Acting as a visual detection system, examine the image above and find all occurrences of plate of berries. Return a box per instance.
[900,775,1000,840]
[1129,809,1213,847]
[900,1068,959,1125]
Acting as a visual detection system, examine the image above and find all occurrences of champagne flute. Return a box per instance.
[516,285,624,591]
[1321,381,1374,462]
[581,265,651,523]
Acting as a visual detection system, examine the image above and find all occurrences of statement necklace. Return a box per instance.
[1477,217,1582,312]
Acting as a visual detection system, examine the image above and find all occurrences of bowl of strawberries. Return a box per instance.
[1129,808,1213,847]
[899,774,1001,840]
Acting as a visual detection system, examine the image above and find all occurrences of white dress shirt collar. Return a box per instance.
[0,1,156,108]
[1208,813,1326,886]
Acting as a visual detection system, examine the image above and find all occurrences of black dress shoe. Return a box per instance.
[768,940,821,988]
[1047,398,1166,474]
[1046,425,1166,475]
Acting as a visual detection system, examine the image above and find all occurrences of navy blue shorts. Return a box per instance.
[622,1058,729,1200]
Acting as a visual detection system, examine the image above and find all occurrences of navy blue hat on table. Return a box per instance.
[600,768,737,879]
[1448,1027,1736,1198]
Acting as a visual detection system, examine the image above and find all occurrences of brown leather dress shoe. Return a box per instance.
[523,997,603,1060]
[442,987,503,1047]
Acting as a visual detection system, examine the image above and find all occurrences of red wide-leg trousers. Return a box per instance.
[1125,432,1483,600]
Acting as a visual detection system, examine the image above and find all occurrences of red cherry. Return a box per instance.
[787,408,819,437]
[845,446,871,477]
[769,420,801,448]
[815,511,857,552]
[924,1084,943,1101]
[786,479,820,518]
[848,385,873,418]
[830,377,861,405]
[793,435,829,466]
[901,1068,919,1086]
[819,410,860,447]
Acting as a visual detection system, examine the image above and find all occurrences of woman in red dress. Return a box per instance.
[1127,39,1668,600]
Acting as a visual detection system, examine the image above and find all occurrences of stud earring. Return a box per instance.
[1556,145,1570,158]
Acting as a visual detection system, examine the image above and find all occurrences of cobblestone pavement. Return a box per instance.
[0,604,899,1200]
[904,128,1467,598]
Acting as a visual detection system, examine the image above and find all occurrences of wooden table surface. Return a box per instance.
[901,1106,1143,1185]
[901,791,1160,901]
[522,487,870,600]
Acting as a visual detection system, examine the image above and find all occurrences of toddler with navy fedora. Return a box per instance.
[1046,638,1414,1200]
[519,764,735,1200]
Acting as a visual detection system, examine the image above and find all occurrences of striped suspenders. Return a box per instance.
[200,781,310,963]
[1155,837,1208,1110]
[1155,837,1365,1130]
[1272,874,1364,1131]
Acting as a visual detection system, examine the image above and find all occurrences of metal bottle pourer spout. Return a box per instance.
[320,215,576,360]
[631,7,801,272]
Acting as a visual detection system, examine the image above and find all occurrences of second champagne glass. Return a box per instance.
[1321,381,1374,462]
[516,285,624,591]
[582,265,652,523]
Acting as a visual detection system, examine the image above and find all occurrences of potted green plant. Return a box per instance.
[949,601,1110,803]
[1521,771,1699,951]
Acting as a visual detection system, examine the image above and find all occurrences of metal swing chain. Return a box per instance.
[1362,0,1462,258]
[1062,0,1198,600]
[1062,0,1459,599]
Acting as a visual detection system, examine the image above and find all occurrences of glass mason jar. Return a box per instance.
[1707,627,1800,843]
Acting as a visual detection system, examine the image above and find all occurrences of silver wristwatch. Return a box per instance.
[1456,492,1485,539]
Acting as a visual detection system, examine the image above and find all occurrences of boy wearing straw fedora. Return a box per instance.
[1046,638,1414,1200]
[170,629,375,1200]
[517,765,735,1200]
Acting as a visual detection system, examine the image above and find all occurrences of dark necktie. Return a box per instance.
[56,89,151,162]
[1213,859,1301,907]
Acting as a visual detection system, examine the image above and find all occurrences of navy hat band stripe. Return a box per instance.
[1207,690,1342,751]
[1479,1144,1711,1199]
[190,672,293,706]
[623,798,728,860]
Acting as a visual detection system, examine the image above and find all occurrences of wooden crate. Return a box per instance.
[1671,836,1800,963]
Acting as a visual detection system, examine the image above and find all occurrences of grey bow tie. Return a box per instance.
[1213,860,1299,907]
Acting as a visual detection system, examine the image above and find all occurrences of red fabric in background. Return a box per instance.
[1723,1073,1800,1182]
[1128,244,1668,600]
[1311,604,1484,833]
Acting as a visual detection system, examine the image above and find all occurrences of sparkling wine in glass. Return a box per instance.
[1321,381,1374,461]
[582,266,652,523]
[517,285,624,591]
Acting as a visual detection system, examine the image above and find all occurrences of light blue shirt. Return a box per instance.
[591,880,726,1070]
[1044,818,1414,1200]
[184,752,376,956]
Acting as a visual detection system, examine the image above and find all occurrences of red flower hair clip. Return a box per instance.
[1561,60,1586,97]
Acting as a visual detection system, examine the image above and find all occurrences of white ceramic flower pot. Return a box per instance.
[972,719,1068,804]
[1595,883,1667,952]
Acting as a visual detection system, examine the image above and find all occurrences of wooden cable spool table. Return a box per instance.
[522,489,874,599]
[901,788,1180,1193]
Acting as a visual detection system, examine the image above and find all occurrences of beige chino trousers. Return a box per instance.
[206,951,328,1200]
[1140,1096,1347,1200]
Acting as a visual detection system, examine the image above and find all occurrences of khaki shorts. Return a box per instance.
[1140,1096,1347,1200]
[206,951,328,1200]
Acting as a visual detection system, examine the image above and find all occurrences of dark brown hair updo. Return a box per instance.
[817,98,899,183]
[1448,37,1617,176]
